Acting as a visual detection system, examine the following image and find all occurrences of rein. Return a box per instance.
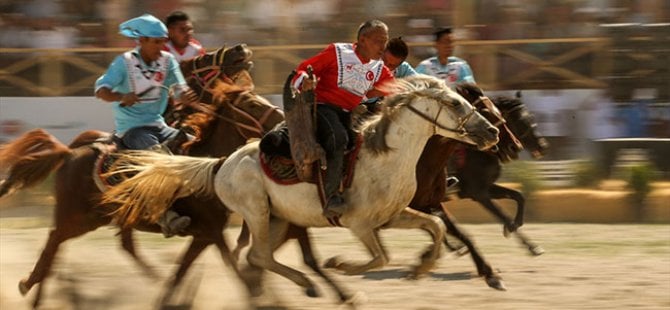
[181,91,280,139]
[472,96,505,127]
[405,99,475,137]
[187,54,223,103]
[502,105,534,140]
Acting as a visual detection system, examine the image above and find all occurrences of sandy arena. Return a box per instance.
[1,213,669,309]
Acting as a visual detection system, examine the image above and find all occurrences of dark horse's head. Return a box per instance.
[493,92,549,159]
[455,83,548,160]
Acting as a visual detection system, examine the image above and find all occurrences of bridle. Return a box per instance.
[179,47,279,140]
[502,105,535,141]
[471,96,505,127]
[405,97,476,137]
[187,52,223,100]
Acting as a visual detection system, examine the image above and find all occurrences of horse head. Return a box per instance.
[179,44,253,96]
[455,82,522,162]
[376,76,499,151]
[495,95,549,159]
[219,44,253,81]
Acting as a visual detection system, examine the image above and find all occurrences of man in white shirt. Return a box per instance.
[164,11,206,63]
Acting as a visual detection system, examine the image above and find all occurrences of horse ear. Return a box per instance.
[515,91,522,98]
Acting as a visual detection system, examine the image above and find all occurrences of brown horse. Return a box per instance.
[402,84,548,290]
[0,45,285,308]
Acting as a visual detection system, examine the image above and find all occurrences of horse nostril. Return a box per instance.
[488,127,499,136]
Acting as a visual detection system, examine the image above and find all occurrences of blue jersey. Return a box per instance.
[393,61,417,78]
[415,56,475,88]
[95,48,186,135]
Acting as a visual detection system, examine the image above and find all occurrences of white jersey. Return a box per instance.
[164,39,205,63]
[333,43,385,97]
[122,50,170,102]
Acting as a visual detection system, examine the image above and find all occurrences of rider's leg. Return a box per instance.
[315,105,350,218]
[123,126,191,237]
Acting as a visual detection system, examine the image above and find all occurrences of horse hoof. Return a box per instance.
[323,256,340,269]
[18,279,30,296]
[530,245,545,256]
[344,291,368,306]
[455,246,470,257]
[503,227,511,238]
[305,287,320,298]
[485,276,507,291]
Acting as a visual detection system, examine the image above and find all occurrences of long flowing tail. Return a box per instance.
[100,151,224,228]
[0,129,72,198]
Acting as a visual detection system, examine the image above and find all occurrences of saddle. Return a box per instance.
[90,130,190,192]
[258,123,363,204]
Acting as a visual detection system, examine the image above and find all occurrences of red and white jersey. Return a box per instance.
[292,43,394,111]
[163,39,206,63]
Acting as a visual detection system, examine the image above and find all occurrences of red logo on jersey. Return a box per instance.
[154,72,164,83]
[366,71,374,81]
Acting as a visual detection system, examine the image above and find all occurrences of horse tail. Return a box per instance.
[101,151,225,228]
[0,129,72,198]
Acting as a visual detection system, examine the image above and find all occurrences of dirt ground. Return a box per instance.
[1,213,669,310]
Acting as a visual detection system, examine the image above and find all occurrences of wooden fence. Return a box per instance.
[0,37,614,96]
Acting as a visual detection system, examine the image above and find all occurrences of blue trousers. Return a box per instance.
[121,125,180,150]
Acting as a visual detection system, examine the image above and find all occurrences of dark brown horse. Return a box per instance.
[0,45,286,308]
[401,84,548,290]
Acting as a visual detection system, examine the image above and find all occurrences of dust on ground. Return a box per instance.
[1,217,669,310]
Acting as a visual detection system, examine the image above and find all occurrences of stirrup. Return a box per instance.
[323,194,346,218]
[445,176,460,195]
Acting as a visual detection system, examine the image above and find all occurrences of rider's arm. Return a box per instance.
[291,44,336,91]
[165,54,190,100]
[94,55,138,106]
[366,65,395,98]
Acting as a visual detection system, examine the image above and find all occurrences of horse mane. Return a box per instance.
[360,74,460,155]
[492,95,523,113]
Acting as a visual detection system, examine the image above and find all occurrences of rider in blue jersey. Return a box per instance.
[415,27,476,88]
[94,14,196,237]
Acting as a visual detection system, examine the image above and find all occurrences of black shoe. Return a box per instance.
[158,211,191,238]
[323,194,346,218]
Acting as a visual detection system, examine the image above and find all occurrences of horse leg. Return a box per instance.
[19,225,89,308]
[489,184,544,255]
[118,228,159,278]
[381,208,445,279]
[286,225,352,303]
[437,205,506,291]
[476,193,544,256]
[157,238,211,307]
[243,213,317,298]
[232,221,250,262]
[488,184,525,232]
[323,228,388,276]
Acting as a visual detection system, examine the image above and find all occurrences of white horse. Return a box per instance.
[103,74,499,298]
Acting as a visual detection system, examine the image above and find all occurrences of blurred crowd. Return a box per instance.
[1,0,668,48]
